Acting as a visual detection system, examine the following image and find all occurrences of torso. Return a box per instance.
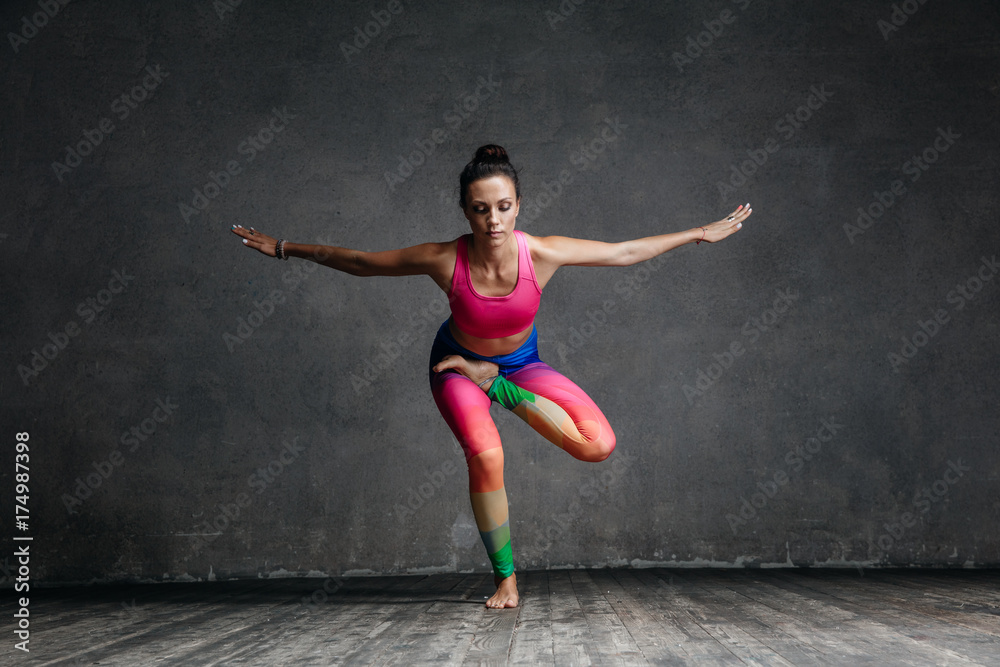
[439,230,546,357]
[449,317,532,357]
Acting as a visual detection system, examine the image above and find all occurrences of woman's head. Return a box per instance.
[458,144,520,209]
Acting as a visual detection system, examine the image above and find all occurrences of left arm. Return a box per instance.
[533,204,751,269]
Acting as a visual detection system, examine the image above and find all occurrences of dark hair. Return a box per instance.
[458,144,520,208]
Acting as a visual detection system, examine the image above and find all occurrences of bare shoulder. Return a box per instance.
[521,231,563,263]
[520,232,569,288]
[521,230,625,269]
[424,237,459,291]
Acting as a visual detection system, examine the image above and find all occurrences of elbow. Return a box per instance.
[347,252,372,276]
[617,243,640,267]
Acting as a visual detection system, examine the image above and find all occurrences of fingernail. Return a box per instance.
[243,239,248,244]
[746,202,751,208]
[737,223,742,229]
[737,205,743,210]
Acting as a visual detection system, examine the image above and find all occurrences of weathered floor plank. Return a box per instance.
[507,571,556,666]
[3,568,999,666]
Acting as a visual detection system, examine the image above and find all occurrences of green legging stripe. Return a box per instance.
[480,521,513,579]
[488,375,536,411]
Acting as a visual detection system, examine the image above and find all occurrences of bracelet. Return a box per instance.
[275,239,288,260]
[477,375,498,390]
[696,227,707,245]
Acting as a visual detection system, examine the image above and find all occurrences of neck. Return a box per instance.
[468,231,516,270]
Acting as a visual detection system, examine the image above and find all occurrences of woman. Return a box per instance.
[232,144,750,609]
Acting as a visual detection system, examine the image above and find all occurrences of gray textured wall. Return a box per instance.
[2,0,998,584]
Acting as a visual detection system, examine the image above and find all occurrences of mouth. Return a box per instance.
[487,230,503,238]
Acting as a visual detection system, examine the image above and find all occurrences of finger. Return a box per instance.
[731,203,752,219]
[432,355,462,373]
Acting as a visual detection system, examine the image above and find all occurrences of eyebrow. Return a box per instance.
[472,198,513,205]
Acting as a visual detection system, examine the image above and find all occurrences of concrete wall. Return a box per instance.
[2,0,998,584]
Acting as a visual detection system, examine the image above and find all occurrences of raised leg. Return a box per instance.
[498,362,616,462]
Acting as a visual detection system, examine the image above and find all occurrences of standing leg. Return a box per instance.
[430,369,519,608]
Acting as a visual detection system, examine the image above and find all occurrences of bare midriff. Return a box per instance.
[449,317,534,358]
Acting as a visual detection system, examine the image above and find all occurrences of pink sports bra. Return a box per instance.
[447,229,542,339]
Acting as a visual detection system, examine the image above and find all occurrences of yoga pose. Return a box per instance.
[232,144,751,608]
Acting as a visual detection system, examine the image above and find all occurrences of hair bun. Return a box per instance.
[474,144,509,164]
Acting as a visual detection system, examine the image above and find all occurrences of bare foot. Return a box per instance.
[432,355,500,392]
[486,573,519,609]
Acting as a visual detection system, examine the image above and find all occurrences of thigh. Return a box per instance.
[504,361,616,458]
[430,370,501,464]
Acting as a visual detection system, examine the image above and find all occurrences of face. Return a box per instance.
[462,175,520,246]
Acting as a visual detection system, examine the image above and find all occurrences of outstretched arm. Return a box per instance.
[230,224,453,286]
[532,203,751,271]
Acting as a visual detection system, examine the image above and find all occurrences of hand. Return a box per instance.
[698,203,753,243]
[231,224,279,257]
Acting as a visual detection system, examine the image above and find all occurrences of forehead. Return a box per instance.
[467,175,516,201]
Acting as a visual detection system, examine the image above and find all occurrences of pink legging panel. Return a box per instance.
[431,361,616,476]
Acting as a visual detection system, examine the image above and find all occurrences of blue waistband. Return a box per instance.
[433,320,541,376]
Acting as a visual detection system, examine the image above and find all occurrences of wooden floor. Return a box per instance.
[5,568,1000,666]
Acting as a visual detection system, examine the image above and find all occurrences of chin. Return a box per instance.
[484,228,511,241]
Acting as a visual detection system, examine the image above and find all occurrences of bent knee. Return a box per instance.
[582,432,616,463]
[596,427,617,461]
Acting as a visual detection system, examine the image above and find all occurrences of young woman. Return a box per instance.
[232,144,750,608]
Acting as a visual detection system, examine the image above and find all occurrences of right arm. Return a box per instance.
[231,224,455,289]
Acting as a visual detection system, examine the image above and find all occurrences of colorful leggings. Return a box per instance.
[428,321,616,579]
